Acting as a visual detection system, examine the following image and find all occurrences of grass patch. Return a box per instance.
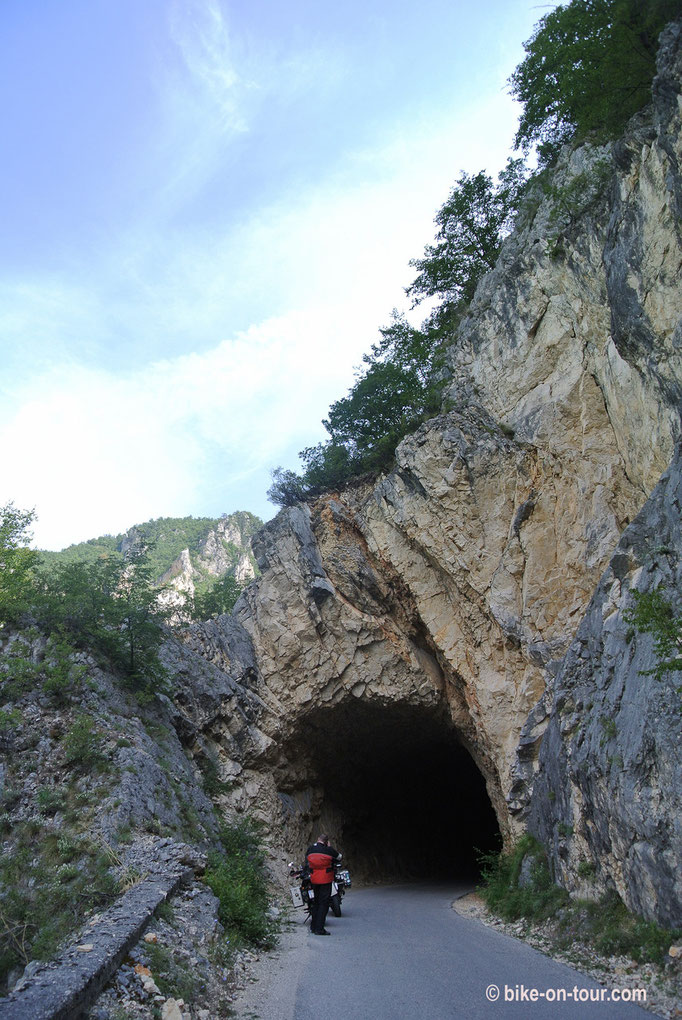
[0,827,120,991]
[144,941,199,1002]
[557,892,682,964]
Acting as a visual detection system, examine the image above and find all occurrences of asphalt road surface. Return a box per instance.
[232,883,652,1020]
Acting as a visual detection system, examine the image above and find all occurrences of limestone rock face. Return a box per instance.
[175,23,682,923]
[529,447,682,927]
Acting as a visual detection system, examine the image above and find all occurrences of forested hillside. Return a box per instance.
[39,511,262,592]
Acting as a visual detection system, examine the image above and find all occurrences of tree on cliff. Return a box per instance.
[0,503,40,627]
[510,0,682,165]
[189,572,244,620]
[39,541,169,698]
[407,159,528,312]
[267,160,528,507]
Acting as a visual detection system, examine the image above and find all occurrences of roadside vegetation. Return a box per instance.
[0,822,126,991]
[479,835,681,966]
[268,0,680,508]
[203,817,279,954]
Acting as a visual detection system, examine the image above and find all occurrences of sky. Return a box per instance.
[0,0,557,550]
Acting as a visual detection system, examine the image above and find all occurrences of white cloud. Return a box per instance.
[0,302,377,549]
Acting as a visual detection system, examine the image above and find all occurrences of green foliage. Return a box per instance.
[62,716,105,771]
[203,817,277,950]
[0,827,120,990]
[189,573,244,621]
[143,941,199,1003]
[557,891,681,964]
[40,512,262,584]
[0,503,40,628]
[509,0,681,165]
[38,542,169,698]
[407,159,529,309]
[624,586,682,700]
[479,834,570,922]
[196,754,232,797]
[0,708,22,732]
[480,835,681,965]
[599,714,615,738]
[267,468,312,510]
[216,816,266,862]
[543,152,613,256]
[267,314,449,504]
[268,163,529,507]
[41,639,87,705]
[36,787,67,817]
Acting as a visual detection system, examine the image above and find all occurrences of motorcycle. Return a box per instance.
[330,863,351,916]
[288,861,351,921]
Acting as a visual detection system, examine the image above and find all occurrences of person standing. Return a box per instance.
[306,833,341,936]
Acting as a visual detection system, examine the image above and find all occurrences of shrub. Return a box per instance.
[558,891,682,964]
[62,716,105,771]
[203,818,277,950]
[479,834,570,921]
[479,835,681,966]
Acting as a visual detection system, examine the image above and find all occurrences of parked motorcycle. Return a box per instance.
[289,861,314,919]
[288,861,351,921]
[330,864,351,916]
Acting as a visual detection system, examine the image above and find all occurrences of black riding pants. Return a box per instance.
[311,882,332,933]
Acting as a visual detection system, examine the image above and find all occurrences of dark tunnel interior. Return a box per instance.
[293,698,502,882]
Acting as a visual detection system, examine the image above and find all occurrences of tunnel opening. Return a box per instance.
[288,698,501,883]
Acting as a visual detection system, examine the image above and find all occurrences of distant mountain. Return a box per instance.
[39,511,263,611]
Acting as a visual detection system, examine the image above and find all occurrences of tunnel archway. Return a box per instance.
[285,698,501,882]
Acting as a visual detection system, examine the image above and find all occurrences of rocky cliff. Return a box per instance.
[155,513,259,617]
[174,22,682,924]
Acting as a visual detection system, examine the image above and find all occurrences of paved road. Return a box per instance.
[232,884,652,1020]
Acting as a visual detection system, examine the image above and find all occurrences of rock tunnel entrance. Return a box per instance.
[288,698,501,882]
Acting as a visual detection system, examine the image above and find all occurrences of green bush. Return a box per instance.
[62,716,105,772]
[0,829,119,991]
[41,640,87,705]
[558,891,682,964]
[479,834,570,921]
[624,586,682,688]
[203,818,277,950]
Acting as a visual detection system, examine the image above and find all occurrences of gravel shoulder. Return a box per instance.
[452,893,682,1020]
[229,913,311,1020]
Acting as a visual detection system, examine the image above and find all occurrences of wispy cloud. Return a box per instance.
[168,0,253,134]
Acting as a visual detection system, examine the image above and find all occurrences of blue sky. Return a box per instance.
[0,0,556,550]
